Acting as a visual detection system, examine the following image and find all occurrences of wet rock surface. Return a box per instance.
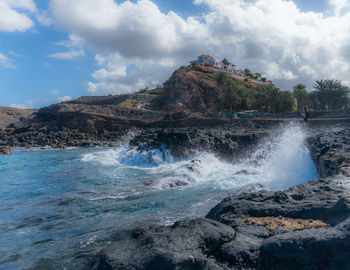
[128,121,279,159]
[308,128,350,178]
[90,219,236,270]
[90,128,350,270]
[0,107,281,155]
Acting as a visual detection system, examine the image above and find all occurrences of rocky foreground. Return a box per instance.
[88,127,350,270]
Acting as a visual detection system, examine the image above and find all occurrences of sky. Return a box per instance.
[1,0,350,109]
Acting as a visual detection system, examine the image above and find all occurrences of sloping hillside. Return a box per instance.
[0,106,37,129]
[158,67,262,112]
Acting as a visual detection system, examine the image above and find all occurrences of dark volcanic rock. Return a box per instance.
[90,218,236,270]
[129,120,279,159]
[308,128,350,178]
[160,68,223,112]
[261,224,350,270]
[89,127,350,270]
[206,178,350,227]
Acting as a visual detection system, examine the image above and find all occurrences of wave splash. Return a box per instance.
[82,124,317,191]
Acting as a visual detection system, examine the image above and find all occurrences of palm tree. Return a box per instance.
[222,58,229,65]
[313,79,350,110]
[313,80,329,110]
[292,83,307,111]
[244,68,251,77]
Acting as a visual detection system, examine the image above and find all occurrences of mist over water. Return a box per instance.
[0,124,317,269]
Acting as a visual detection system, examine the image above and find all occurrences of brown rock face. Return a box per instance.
[0,106,37,129]
[0,145,11,155]
[160,68,223,112]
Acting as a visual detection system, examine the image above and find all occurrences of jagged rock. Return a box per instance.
[160,68,223,112]
[88,127,350,270]
[128,123,276,159]
[307,128,350,178]
[90,218,236,270]
[0,145,11,154]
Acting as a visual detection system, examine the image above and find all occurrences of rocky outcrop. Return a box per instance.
[0,145,11,154]
[0,102,167,148]
[308,128,350,178]
[129,120,280,159]
[0,106,37,129]
[90,218,236,270]
[159,68,223,112]
[90,127,350,270]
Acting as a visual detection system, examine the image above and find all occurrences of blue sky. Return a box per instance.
[1,0,350,108]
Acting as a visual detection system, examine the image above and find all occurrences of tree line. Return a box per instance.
[218,72,350,113]
[293,79,350,111]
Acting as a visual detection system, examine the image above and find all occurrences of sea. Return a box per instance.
[0,124,318,269]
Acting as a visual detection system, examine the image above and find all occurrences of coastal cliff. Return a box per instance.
[1,67,350,149]
[0,67,269,149]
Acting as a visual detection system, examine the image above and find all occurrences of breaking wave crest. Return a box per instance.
[82,123,317,191]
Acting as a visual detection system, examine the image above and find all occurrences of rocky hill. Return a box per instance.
[0,106,37,129]
[158,67,262,112]
[2,67,350,149]
[0,67,264,148]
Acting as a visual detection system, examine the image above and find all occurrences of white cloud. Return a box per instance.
[56,96,73,102]
[48,49,85,60]
[329,0,350,16]
[0,52,15,68]
[0,0,36,32]
[48,34,85,60]
[48,0,350,94]
[10,103,27,109]
[36,10,53,26]
[49,89,60,95]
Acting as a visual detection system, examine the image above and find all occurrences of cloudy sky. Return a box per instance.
[1,0,350,108]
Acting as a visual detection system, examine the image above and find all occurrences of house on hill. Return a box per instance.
[253,73,262,79]
[189,55,273,85]
[191,55,215,67]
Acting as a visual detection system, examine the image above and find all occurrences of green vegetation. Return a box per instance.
[290,79,350,111]
[308,79,350,110]
[222,58,229,65]
[292,83,307,111]
[118,98,137,108]
[137,87,149,94]
[217,73,294,113]
[148,88,164,95]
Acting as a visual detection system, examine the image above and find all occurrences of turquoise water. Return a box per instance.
[0,125,318,269]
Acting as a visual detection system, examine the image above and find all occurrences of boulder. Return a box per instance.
[90,218,236,270]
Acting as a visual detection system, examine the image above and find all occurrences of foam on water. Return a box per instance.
[0,123,318,269]
[81,123,317,191]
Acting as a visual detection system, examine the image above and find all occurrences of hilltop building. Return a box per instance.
[190,55,271,84]
[191,55,215,67]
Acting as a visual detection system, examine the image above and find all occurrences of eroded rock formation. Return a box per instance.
[90,128,350,270]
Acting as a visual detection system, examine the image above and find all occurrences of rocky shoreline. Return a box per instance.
[2,98,350,269]
[88,126,350,270]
